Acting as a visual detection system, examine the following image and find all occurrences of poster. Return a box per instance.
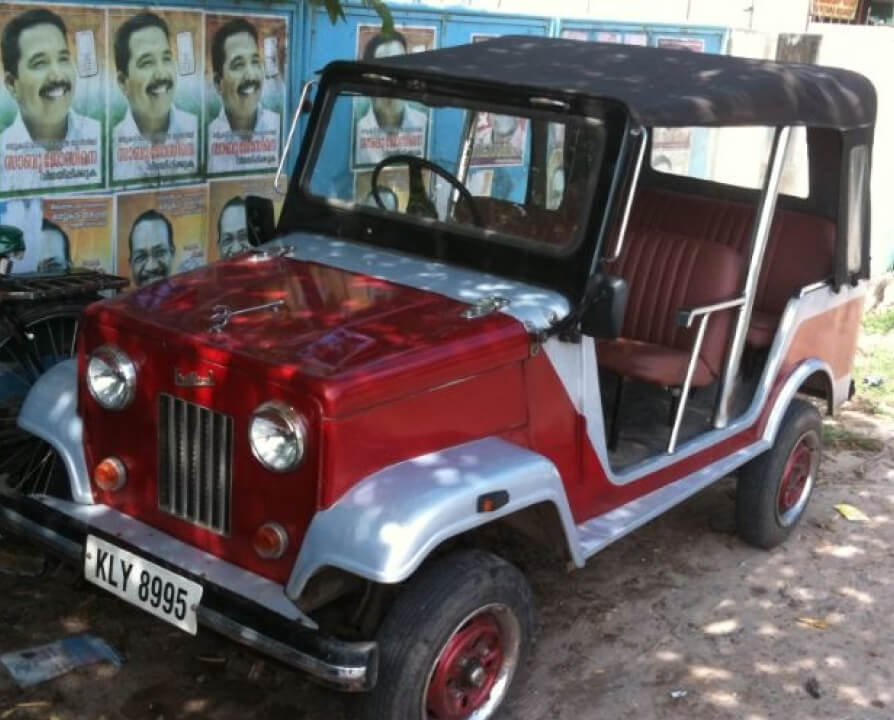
[0,198,41,273]
[0,4,105,197]
[116,185,207,287]
[206,175,284,262]
[353,168,410,213]
[546,123,565,210]
[351,24,435,170]
[653,37,706,175]
[108,7,202,186]
[468,34,528,169]
[205,12,286,176]
[41,196,115,273]
[560,29,589,41]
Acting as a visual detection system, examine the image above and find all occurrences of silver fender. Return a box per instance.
[16,359,93,504]
[761,357,835,447]
[285,437,582,600]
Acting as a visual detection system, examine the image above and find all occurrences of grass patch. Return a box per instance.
[863,307,894,335]
[822,424,883,453]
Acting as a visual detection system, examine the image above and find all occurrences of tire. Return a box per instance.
[362,549,537,720]
[0,301,89,497]
[736,398,822,549]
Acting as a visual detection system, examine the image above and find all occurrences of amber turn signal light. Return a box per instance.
[93,457,127,492]
[253,522,288,560]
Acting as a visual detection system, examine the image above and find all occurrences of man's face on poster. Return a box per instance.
[493,114,518,141]
[36,225,70,273]
[218,203,250,258]
[119,26,176,130]
[130,217,173,286]
[217,31,263,129]
[6,22,75,140]
[370,38,406,128]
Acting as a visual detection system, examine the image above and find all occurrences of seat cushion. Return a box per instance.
[597,338,714,388]
[746,309,778,349]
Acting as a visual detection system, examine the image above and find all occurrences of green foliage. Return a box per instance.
[862,307,894,335]
[308,0,394,32]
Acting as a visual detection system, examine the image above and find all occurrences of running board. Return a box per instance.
[576,441,768,559]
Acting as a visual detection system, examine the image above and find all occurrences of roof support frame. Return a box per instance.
[714,125,793,429]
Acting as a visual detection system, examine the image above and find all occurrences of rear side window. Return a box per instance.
[846,144,869,276]
[650,126,810,198]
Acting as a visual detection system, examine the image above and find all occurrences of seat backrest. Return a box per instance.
[631,187,836,316]
[606,230,743,378]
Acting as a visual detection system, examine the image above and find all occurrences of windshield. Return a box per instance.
[305,86,606,255]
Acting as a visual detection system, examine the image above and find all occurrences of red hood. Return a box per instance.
[91,253,530,416]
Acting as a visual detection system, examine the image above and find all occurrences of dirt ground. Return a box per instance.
[1,404,893,720]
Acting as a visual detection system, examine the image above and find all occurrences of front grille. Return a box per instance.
[158,394,233,534]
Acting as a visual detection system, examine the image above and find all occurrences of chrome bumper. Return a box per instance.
[0,493,377,691]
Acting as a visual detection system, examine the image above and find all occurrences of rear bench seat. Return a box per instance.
[629,187,837,348]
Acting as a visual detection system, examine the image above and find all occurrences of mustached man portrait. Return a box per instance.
[0,7,103,194]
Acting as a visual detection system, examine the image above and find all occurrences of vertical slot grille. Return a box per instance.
[158,394,232,534]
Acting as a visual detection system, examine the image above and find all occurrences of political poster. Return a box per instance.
[41,196,115,273]
[108,7,202,186]
[0,198,41,273]
[653,37,706,176]
[353,168,410,213]
[205,12,286,177]
[351,24,436,170]
[0,4,105,197]
[206,175,284,262]
[116,185,208,288]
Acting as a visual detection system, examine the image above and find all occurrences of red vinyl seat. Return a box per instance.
[598,230,743,388]
[630,187,836,348]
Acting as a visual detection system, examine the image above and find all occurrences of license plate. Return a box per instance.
[84,535,203,635]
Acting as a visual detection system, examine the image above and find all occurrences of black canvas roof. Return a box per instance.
[348,35,876,131]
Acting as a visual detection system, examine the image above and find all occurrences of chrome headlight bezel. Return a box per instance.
[248,401,306,473]
[86,345,137,410]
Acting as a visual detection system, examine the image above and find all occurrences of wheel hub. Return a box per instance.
[426,612,504,719]
[775,432,818,527]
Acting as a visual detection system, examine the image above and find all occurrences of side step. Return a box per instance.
[576,441,768,559]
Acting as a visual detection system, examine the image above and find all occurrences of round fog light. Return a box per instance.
[253,522,288,559]
[94,457,127,492]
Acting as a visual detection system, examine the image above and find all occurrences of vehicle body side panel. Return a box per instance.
[287,436,582,601]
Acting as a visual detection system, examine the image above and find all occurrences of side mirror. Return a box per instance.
[245,195,275,247]
[580,274,628,339]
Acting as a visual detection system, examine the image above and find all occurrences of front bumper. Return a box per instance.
[0,493,377,691]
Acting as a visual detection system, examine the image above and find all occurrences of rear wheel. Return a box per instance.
[0,302,87,497]
[363,549,536,720]
[736,399,822,549]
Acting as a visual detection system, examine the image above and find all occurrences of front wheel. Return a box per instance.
[736,398,822,549]
[363,549,536,720]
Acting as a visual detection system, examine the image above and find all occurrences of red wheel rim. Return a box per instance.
[426,612,505,719]
[776,434,816,525]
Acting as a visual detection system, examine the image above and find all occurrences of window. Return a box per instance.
[846,144,869,275]
[306,86,606,255]
[650,126,810,198]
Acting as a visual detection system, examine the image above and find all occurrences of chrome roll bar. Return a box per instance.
[713,126,792,429]
[275,79,317,195]
[604,127,648,264]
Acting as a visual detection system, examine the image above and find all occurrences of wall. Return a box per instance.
[808,22,894,273]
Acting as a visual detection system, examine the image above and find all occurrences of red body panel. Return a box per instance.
[79,250,859,583]
[81,255,530,582]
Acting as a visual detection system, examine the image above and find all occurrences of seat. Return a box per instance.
[598,230,744,389]
[630,187,836,348]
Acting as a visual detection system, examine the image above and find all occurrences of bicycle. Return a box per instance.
[0,224,127,497]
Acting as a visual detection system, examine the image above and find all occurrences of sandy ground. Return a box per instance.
[1,406,893,720]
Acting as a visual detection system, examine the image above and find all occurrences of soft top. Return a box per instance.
[347,35,876,131]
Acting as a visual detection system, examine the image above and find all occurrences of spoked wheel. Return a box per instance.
[363,549,536,720]
[736,398,822,549]
[0,302,86,497]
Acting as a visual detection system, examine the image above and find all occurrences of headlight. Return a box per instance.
[86,345,137,410]
[249,401,306,472]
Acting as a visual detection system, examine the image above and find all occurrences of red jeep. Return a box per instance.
[1,37,876,719]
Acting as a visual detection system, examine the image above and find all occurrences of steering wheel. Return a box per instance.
[370,154,483,228]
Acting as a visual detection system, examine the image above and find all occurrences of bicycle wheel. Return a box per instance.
[0,301,90,497]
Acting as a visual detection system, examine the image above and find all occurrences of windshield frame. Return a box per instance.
[298,78,608,258]
[278,65,629,305]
